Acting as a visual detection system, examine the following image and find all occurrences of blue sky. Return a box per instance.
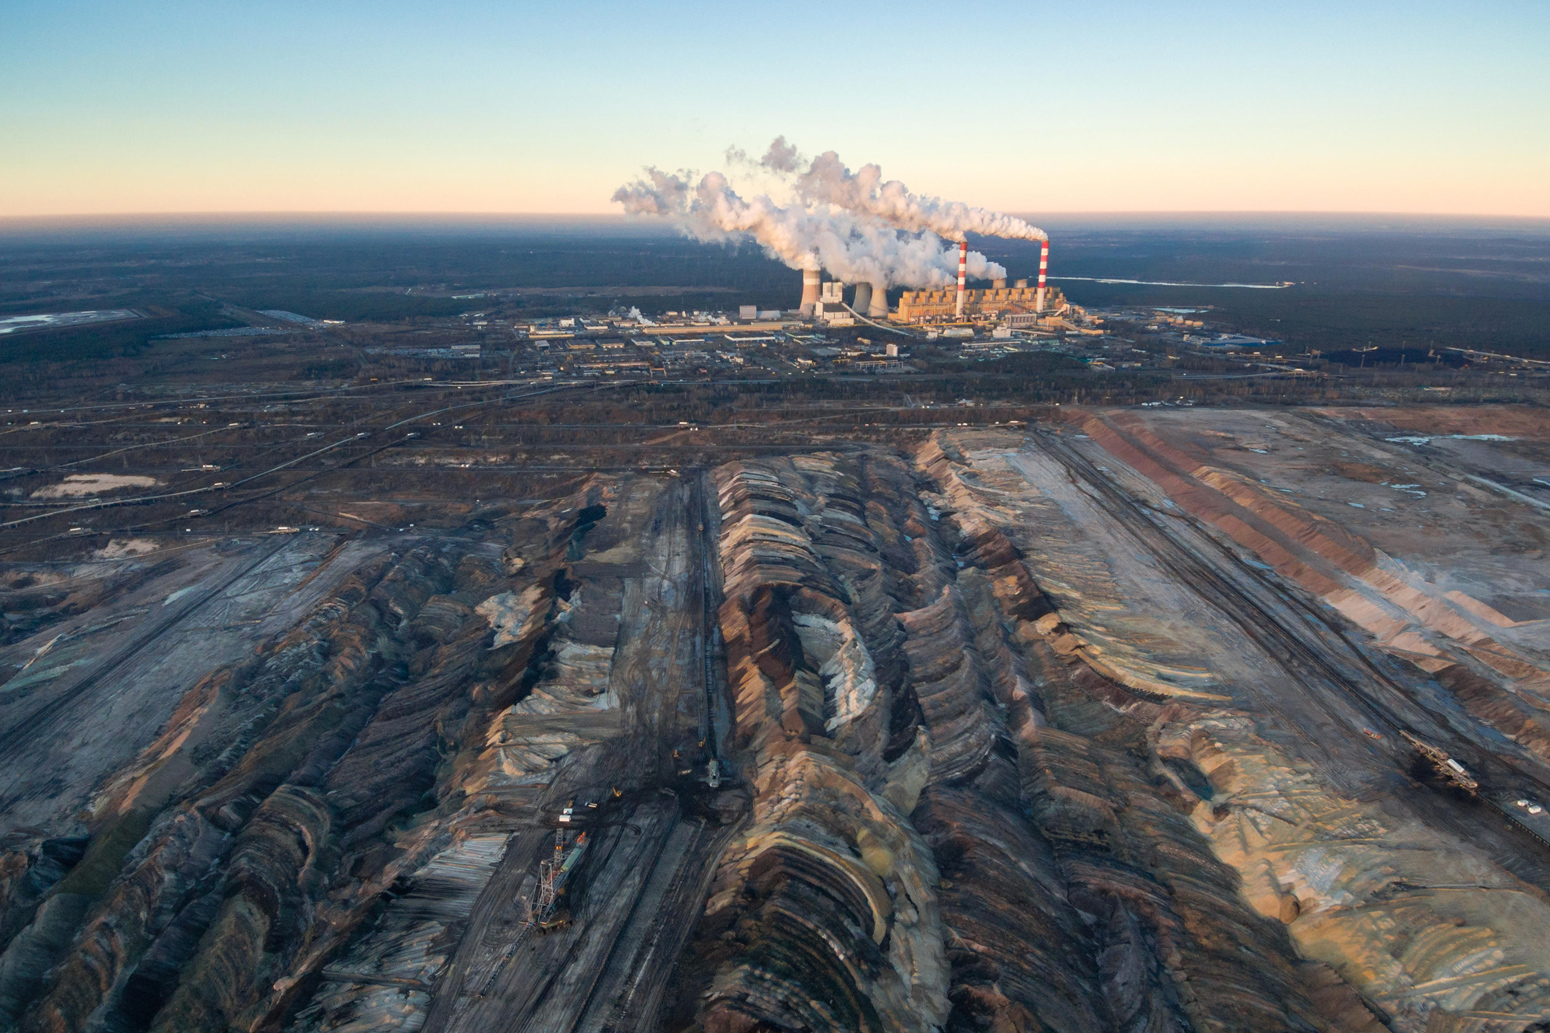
[2,0,1546,216]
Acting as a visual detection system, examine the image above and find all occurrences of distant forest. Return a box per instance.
[2,217,1548,364]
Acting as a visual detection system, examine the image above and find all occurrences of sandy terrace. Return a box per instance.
[1119,408,1550,623]
[30,474,161,499]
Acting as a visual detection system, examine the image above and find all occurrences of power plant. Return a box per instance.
[894,280,1065,322]
[864,281,887,318]
[792,238,1059,326]
[616,139,1057,327]
[617,141,1050,321]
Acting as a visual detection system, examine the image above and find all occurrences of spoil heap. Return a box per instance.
[7,413,1550,1033]
[687,455,949,1032]
[675,447,1363,1032]
[0,486,624,1033]
[915,425,1550,1031]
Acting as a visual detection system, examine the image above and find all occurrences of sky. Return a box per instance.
[2,0,1547,219]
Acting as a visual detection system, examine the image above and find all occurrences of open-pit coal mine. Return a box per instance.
[7,390,1550,1033]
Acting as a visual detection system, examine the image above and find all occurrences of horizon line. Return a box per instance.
[4,210,1550,225]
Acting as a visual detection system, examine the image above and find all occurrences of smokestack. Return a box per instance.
[867,282,888,319]
[851,282,872,317]
[800,269,821,315]
[955,240,967,319]
[1035,240,1049,313]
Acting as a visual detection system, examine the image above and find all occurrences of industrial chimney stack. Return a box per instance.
[851,282,872,317]
[1035,241,1049,313]
[955,240,968,319]
[800,269,821,315]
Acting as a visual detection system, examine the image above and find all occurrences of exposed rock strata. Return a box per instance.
[1075,410,1550,762]
[916,427,1550,1032]
[1167,713,1550,1030]
[0,495,594,1033]
[8,425,1550,1033]
[663,446,1382,1032]
[685,456,949,1032]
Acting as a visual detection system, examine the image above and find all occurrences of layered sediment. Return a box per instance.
[7,414,1550,1032]
[686,456,948,1032]
[910,425,1550,1031]
[0,491,604,1033]
[672,446,1370,1032]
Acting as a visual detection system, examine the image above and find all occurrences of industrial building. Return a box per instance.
[896,282,1065,322]
[813,282,855,325]
[797,238,1056,324]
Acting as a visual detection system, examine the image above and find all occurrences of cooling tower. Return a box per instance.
[992,278,1007,289]
[955,241,967,319]
[867,282,888,318]
[800,269,821,315]
[1036,241,1049,313]
[851,282,873,316]
[1014,278,1028,288]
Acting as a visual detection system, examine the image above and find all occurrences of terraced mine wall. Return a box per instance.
[914,425,1550,1032]
[6,415,1550,1031]
[0,470,741,1033]
[666,449,1375,1033]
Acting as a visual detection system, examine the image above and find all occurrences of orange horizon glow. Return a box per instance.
[5,156,1546,221]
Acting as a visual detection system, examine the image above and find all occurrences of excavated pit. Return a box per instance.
[4,409,1550,1032]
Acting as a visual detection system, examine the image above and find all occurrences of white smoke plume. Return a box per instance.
[760,135,802,174]
[725,135,803,173]
[612,167,1005,288]
[792,149,1047,243]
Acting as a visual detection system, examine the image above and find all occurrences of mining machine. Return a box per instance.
[533,805,589,933]
[1401,732,1479,794]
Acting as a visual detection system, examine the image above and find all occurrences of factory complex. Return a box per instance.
[895,282,1065,322]
[791,239,1058,328]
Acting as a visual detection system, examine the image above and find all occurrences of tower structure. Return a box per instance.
[1036,240,1049,313]
[954,240,968,318]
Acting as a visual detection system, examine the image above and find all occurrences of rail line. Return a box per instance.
[1031,426,1550,878]
[1034,428,1479,767]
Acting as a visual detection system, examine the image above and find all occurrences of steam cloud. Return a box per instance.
[612,139,1043,291]
[792,150,1047,243]
[760,136,802,174]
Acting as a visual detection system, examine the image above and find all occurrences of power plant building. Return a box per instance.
[813,282,855,325]
[895,282,1065,322]
[793,237,1056,323]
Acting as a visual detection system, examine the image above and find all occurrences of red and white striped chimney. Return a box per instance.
[1035,240,1049,313]
[955,240,968,319]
